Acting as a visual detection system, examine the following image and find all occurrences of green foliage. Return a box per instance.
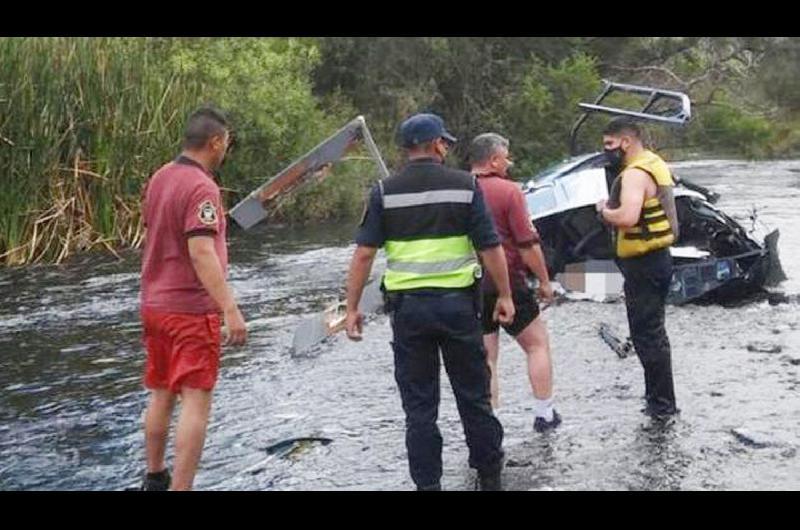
[162,38,340,193]
[756,38,800,112]
[499,53,604,176]
[2,37,800,265]
[0,37,203,264]
[689,96,776,158]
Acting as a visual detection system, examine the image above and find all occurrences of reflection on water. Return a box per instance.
[1,161,799,490]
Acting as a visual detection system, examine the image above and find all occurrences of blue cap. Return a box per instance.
[399,113,457,148]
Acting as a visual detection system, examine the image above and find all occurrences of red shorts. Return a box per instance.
[141,308,221,394]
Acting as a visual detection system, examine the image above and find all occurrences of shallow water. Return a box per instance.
[0,160,798,490]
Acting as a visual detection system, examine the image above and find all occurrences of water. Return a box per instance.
[1,160,799,490]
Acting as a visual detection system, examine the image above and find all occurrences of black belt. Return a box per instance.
[384,284,478,313]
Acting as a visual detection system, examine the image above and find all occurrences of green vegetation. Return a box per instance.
[2,37,798,265]
[0,38,203,265]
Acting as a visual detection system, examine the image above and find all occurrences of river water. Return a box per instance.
[1,160,798,490]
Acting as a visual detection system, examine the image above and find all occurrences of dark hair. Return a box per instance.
[183,106,230,150]
[404,139,437,153]
[602,117,642,139]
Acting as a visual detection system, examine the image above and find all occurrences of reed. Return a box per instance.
[0,37,204,265]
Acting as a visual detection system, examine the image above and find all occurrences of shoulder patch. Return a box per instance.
[198,200,218,226]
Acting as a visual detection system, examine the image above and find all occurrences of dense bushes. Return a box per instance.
[1,37,798,265]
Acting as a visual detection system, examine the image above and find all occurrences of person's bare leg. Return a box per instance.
[482,332,500,409]
[514,316,552,400]
[171,388,213,490]
[145,389,177,473]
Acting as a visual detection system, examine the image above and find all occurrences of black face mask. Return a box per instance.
[604,146,625,172]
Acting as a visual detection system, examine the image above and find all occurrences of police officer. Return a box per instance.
[344,113,515,491]
[597,117,680,419]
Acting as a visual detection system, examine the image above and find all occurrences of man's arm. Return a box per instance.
[600,168,649,228]
[519,245,549,285]
[345,184,384,341]
[479,245,515,324]
[519,244,554,303]
[506,186,554,302]
[345,245,377,340]
[187,236,247,346]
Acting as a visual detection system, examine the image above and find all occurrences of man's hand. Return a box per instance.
[223,305,247,346]
[345,245,377,342]
[493,295,515,325]
[537,281,555,305]
[345,310,364,341]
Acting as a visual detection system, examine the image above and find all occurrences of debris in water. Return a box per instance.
[730,428,780,448]
[598,323,634,359]
[263,437,333,460]
[746,342,782,354]
[241,437,334,476]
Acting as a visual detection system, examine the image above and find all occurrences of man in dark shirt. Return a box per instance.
[470,133,561,433]
[344,113,514,491]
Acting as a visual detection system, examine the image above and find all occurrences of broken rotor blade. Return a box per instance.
[230,116,388,230]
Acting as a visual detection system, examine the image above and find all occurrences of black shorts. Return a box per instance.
[481,287,540,337]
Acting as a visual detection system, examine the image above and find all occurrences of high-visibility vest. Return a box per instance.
[380,160,480,291]
[610,150,680,259]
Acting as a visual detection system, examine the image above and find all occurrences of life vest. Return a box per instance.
[380,159,480,291]
[609,150,679,259]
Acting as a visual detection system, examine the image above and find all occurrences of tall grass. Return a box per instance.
[0,37,204,265]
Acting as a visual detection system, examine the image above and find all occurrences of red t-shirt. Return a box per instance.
[476,173,540,292]
[140,156,228,314]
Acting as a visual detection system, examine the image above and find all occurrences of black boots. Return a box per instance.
[141,469,171,491]
[478,467,502,491]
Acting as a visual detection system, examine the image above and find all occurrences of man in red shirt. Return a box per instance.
[470,133,561,432]
[139,107,247,491]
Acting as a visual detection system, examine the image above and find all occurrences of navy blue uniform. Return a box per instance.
[356,158,504,489]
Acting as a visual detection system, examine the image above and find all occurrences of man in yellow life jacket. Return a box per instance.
[596,117,679,419]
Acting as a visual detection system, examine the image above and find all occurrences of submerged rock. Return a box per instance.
[746,342,783,354]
